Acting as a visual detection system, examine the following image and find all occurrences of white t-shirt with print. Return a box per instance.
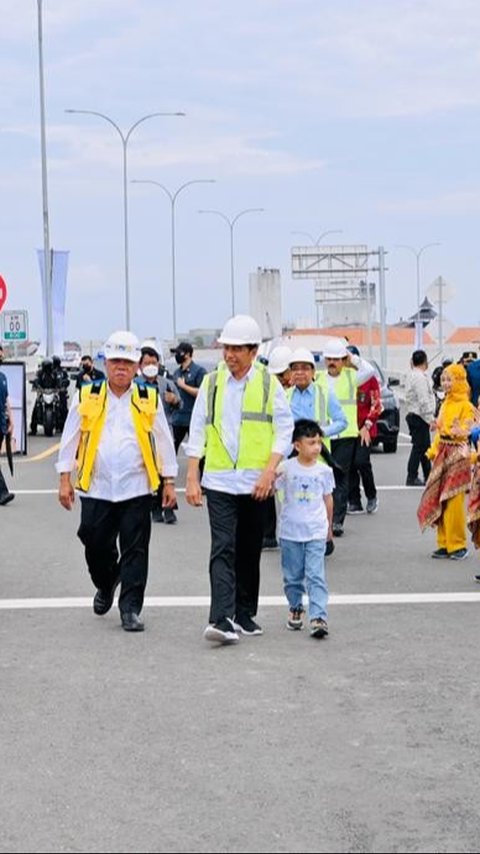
[276,457,335,542]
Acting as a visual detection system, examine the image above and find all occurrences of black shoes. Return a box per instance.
[93,576,120,615]
[0,492,15,506]
[325,540,335,556]
[204,617,239,644]
[121,612,145,632]
[164,508,177,524]
[233,616,263,636]
[332,522,344,537]
[406,478,424,487]
[151,507,164,523]
[346,503,363,514]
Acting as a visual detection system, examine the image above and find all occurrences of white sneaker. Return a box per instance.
[204,617,239,644]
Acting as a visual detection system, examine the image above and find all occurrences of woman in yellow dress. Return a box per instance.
[418,363,476,560]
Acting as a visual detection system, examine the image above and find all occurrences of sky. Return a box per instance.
[1,0,480,345]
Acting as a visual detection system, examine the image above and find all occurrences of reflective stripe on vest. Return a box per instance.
[76,381,161,492]
[204,363,275,471]
[330,368,358,438]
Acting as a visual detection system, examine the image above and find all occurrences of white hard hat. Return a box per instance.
[268,346,292,375]
[104,330,141,362]
[140,338,164,363]
[289,347,316,367]
[322,338,349,359]
[218,314,262,346]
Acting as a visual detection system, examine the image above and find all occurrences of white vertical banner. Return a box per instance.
[37,249,69,355]
[414,320,424,349]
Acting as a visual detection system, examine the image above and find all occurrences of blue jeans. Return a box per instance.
[280,539,328,620]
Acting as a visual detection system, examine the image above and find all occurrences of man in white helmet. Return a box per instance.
[56,330,178,633]
[185,315,294,645]
[322,338,374,536]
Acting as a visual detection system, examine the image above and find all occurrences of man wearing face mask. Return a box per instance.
[75,354,105,390]
[170,341,207,453]
[137,342,182,523]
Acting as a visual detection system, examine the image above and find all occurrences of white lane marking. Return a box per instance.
[399,431,411,440]
[1,592,480,610]
[14,485,425,495]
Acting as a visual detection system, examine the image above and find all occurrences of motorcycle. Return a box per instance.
[30,386,61,437]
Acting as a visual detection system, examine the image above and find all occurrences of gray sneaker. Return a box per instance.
[366,497,378,514]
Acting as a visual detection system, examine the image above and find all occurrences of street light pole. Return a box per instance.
[291,228,343,246]
[65,108,185,329]
[395,242,441,309]
[198,208,265,315]
[37,0,53,356]
[131,179,215,339]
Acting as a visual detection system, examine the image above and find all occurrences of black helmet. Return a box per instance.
[41,357,53,369]
[52,355,61,368]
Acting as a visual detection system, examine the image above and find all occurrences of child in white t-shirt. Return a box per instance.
[276,419,334,638]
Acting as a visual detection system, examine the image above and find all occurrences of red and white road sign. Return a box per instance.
[0,275,7,312]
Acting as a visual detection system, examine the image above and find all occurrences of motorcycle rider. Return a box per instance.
[52,355,70,430]
[30,357,61,435]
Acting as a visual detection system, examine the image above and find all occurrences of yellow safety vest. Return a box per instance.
[204,363,276,472]
[75,380,161,492]
[328,368,358,439]
[286,375,331,451]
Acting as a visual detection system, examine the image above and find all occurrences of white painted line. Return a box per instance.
[399,431,411,440]
[1,592,480,611]
[14,485,424,495]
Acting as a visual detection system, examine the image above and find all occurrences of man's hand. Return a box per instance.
[59,474,75,510]
[164,391,177,405]
[252,469,276,501]
[162,483,177,509]
[359,425,371,447]
[186,476,203,506]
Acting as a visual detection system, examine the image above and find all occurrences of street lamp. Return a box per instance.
[65,108,185,330]
[291,229,343,245]
[37,0,53,356]
[395,243,441,310]
[131,179,215,339]
[198,208,265,315]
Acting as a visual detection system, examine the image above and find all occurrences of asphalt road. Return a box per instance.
[1,431,480,854]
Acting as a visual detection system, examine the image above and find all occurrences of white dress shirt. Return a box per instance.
[185,364,294,495]
[56,384,178,502]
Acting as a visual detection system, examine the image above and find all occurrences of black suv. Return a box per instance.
[370,360,400,453]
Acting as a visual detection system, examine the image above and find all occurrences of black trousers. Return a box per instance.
[263,495,277,540]
[406,413,431,481]
[77,495,152,615]
[349,438,377,504]
[205,489,267,624]
[331,437,357,525]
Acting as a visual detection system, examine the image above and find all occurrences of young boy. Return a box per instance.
[276,419,334,638]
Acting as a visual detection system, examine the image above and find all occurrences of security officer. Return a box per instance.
[56,330,178,632]
[185,315,293,645]
[52,355,70,430]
